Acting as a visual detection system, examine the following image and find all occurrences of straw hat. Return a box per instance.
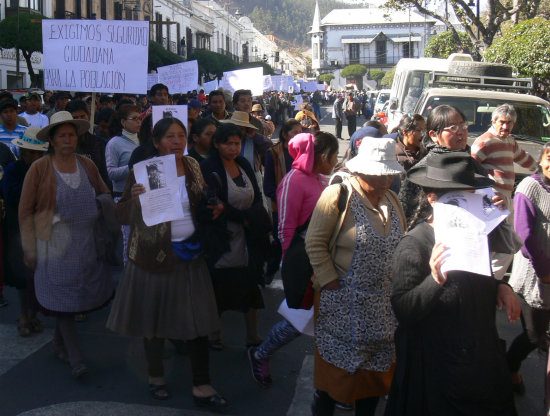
[220,111,258,130]
[251,104,264,113]
[11,126,49,152]
[37,111,89,140]
[345,137,404,176]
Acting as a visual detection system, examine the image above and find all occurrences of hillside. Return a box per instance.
[231,0,354,48]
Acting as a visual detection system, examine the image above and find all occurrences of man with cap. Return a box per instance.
[20,92,49,129]
[0,99,27,158]
[46,91,70,120]
[233,89,265,136]
[188,98,202,121]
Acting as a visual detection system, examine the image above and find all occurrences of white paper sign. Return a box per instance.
[222,67,263,97]
[271,75,283,91]
[134,154,185,226]
[147,73,159,91]
[293,94,303,110]
[42,19,149,93]
[203,79,218,94]
[263,75,272,92]
[157,60,199,94]
[317,83,325,91]
[151,105,188,134]
[304,81,318,92]
[277,300,314,336]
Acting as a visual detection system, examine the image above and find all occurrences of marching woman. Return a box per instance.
[106,118,226,410]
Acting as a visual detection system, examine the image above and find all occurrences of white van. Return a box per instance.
[386,53,474,130]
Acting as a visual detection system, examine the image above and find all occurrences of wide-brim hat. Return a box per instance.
[12,126,49,151]
[407,152,494,190]
[37,111,89,140]
[251,104,264,113]
[220,111,257,130]
[345,137,404,176]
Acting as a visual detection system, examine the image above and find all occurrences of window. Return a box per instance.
[402,43,410,58]
[349,43,359,64]
[313,46,318,60]
[376,40,386,64]
[101,0,106,19]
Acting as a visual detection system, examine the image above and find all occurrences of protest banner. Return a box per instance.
[157,60,199,94]
[147,73,159,90]
[42,19,149,93]
[317,83,325,91]
[222,67,263,97]
[203,79,218,94]
[263,75,272,92]
[271,75,283,92]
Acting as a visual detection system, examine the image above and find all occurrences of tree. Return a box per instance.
[340,64,367,89]
[383,0,542,56]
[369,69,385,89]
[484,18,550,87]
[381,67,395,87]
[425,31,474,58]
[148,41,185,72]
[0,13,45,87]
[319,73,335,84]
[188,49,236,79]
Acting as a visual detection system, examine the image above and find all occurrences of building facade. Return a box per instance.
[311,3,436,75]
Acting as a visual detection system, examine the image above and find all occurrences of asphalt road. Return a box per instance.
[0,106,546,416]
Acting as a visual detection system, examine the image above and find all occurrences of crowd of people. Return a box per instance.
[0,83,548,415]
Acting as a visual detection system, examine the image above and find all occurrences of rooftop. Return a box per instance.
[321,8,434,26]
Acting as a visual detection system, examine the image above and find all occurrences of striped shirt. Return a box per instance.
[0,124,26,158]
[471,128,537,196]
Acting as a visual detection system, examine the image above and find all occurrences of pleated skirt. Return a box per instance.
[106,256,219,340]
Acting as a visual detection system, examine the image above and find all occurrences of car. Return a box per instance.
[374,89,390,113]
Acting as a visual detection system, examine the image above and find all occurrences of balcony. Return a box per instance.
[338,56,413,67]
[5,1,43,18]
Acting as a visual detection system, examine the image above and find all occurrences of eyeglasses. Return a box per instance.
[443,123,468,133]
[125,116,142,122]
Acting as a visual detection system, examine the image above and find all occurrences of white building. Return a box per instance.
[310,3,436,75]
[238,16,278,68]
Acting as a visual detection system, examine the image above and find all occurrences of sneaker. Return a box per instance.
[247,346,272,388]
[0,296,8,308]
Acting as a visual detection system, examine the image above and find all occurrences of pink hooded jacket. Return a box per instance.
[276,133,328,254]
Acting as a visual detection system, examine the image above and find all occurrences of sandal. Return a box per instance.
[149,384,172,400]
[17,318,31,337]
[193,393,229,411]
[29,318,44,333]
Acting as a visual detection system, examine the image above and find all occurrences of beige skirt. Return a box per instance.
[106,256,219,340]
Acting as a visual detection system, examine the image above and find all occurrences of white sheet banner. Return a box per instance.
[42,19,149,93]
[147,73,159,91]
[317,83,325,91]
[203,79,218,94]
[157,60,199,94]
[271,75,283,91]
[304,81,318,92]
[222,67,263,97]
[263,75,272,92]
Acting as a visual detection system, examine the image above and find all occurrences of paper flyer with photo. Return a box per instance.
[133,154,184,226]
[151,105,188,133]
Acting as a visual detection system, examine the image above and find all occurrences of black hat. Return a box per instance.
[407,152,494,190]
[0,98,18,112]
[54,91,71,100]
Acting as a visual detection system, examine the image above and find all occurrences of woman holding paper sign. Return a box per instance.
[385,152,520,416]
[106,118,227,410]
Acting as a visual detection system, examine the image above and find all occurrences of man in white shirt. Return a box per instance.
[20,92,49,128]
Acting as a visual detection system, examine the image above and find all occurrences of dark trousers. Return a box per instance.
[312,390,379,416]
[144,336,210,385]
[334,118,343,139]
[507,296,550,373]
[347,115,357,138]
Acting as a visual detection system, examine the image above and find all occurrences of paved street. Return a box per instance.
[0,106,547,415]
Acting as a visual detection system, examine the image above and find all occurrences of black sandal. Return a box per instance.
[193,394,229,411]
[149,384,172,400]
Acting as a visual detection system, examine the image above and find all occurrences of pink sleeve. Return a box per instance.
[277,171,304,254]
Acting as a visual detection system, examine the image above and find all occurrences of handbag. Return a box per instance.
[281,221,312,308]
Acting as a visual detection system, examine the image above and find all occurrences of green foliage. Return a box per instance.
[148,41,185,71]
[425,31,474,58]
[381,67,395,87]
[188,49,237,78]
[340,64,367,78]
[319,73,335,83]
[369,69,385,81]
[243,0,353,46]
[236,61,275,75]
[484,18,550,86]
[0,13,45,86]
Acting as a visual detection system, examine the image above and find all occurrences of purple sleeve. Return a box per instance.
[514,192,550,277]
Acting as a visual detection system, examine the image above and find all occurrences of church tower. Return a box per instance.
[308,1,323,74]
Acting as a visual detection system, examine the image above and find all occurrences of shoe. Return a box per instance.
[17,317,32,337]
[193,393,228,411]
[53,344,69,363]
[149,383,172,400]
[247,346,272,388]
[511,372,526,395]
[335,401,354,411]
[29,317,44,333]
[209,339,224,351]
[0,296,8,308]
[71,363,89,378]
